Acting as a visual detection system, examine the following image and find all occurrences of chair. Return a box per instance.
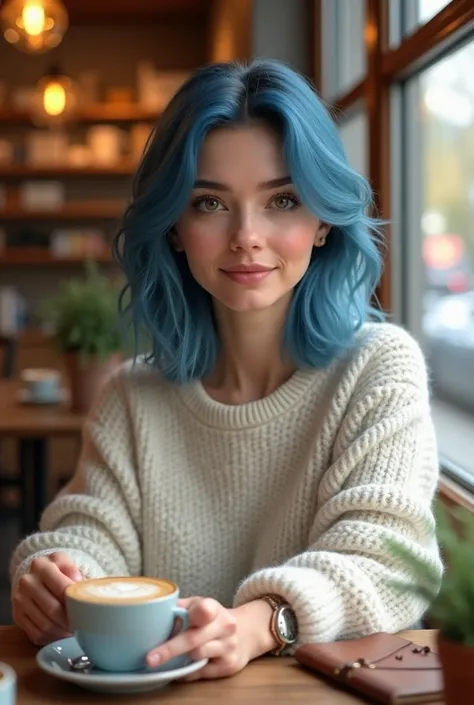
[0,335,20,508]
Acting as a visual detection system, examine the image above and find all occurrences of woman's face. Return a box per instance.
[175,124,329,314]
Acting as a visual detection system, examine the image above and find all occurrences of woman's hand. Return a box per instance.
[146,597,277,681]
[12,552,83,646]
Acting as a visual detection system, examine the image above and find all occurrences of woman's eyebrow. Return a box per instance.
[193,176,292,191]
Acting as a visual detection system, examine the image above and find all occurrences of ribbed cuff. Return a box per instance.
[233,566,345,644]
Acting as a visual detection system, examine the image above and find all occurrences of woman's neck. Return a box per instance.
[203,299,296,404]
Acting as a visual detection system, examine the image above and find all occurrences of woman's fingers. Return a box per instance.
[30,557,76,601]
[177,597,203,608]
[147,598,236,667]
[13,554,83,647]
[49,552,83,582]
[147,617,219,667]
[20,576,69,631]
[23,599,68,643]
[187,638,227,662]
[188,598,220,627]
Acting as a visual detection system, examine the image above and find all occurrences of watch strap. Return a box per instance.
[261,594,291,656]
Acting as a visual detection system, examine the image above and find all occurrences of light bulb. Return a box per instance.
[33,70,77,125]
[43,81,66,116]
[1,0,68,54]
[22,1,45,36]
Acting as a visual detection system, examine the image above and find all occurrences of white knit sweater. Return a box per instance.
[10,322,442,645]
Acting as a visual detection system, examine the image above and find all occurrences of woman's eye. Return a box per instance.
[193,197,224,212]
[270,194,300,211]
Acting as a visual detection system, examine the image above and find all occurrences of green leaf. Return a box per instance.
[385,500,474,646]
[40,260,125,362]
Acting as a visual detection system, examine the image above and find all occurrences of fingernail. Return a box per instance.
[72,571,82,582]
[148,653,161,666]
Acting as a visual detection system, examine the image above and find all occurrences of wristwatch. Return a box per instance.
[261,594,298,656]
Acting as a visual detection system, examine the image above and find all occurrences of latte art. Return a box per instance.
[67,577,176,604]
[82,582,162,600]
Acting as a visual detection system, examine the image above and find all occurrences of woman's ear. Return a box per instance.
[314,222,331,247]
[169,227,184,252]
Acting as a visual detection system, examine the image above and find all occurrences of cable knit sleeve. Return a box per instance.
[233,329,443,644]
[10,367,143,588]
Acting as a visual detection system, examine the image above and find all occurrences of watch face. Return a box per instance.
[276,606,298,644]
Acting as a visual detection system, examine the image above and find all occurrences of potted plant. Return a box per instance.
[41,262,123,412]
[388,502,474,705]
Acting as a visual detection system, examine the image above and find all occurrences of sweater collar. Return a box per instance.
[175,367,324,429]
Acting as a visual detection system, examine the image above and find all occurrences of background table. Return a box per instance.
[0,627,443,704]
[0,381,84,534]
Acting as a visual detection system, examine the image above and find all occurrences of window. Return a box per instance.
[416,0,452,26]
[338,110,368,178]
[320,0,366,100]
[317,0,474,492]
[403,41,474,477]
[389,0,453,46]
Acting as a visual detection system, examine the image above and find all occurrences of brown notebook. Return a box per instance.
[295,633,443,704]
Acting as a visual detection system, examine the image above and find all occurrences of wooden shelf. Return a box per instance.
[0,248,114,266]
[0,104,160,124]
[0,201,125,220]
[0,164,136,178]
[17,328,51,344]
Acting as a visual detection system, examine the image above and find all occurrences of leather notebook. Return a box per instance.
[295,632,443,704]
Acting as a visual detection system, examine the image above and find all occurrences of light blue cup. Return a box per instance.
[65,577,189,673]
[21,368,60,403]
[0,662,16,705]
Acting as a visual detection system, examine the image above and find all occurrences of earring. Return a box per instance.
[318,235,326,246]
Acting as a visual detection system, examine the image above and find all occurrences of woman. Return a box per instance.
[10,60,442,680]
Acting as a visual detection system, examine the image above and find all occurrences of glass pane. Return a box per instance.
[339,110,368,178]
[408,43,474,475]
[321,0,366,101]
[417,0,451,24]
[389,0,451,46]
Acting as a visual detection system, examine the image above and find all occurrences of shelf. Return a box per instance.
[0,201,125,220]
[0,248,114,266]
[0,164,137,178]
[0,104,160,124]
[17,328,51,344]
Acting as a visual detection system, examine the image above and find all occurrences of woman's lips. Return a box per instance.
[221,269,275,284]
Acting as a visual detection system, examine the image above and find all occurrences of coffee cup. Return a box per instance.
[65,576,189,673]
[21,368,60,403]
[0,663,16,705]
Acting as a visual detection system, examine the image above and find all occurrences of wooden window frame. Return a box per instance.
[313,0,474,504]
[313,0,474,313]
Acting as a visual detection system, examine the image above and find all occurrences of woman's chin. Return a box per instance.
[213,291,289,314]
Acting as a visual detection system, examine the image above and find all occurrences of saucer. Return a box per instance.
[17,388,68,406]
[36,637,208,694]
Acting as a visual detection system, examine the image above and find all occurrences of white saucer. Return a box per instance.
[36,637,208,694]
[17,388,68,406]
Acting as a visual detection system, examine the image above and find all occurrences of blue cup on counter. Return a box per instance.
[0,662,16,705]
[65,577,189,673]
[20,368,61,403]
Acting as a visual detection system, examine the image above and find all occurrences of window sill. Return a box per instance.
[432,397,474,478]
[438,474,474,513]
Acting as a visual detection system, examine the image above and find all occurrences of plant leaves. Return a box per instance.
[385,500,474,646]
[40,260,124,361]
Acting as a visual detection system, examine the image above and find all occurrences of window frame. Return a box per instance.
[313,0,474,492]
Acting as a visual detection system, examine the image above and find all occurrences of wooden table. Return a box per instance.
[0,381,84,534]
[0,627,443,704]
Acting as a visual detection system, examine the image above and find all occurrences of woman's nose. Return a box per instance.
[229,217,264,252]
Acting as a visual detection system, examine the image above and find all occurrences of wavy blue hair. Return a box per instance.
[113,59,384,383]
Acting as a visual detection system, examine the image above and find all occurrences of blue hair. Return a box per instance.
[113,59,384,383]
